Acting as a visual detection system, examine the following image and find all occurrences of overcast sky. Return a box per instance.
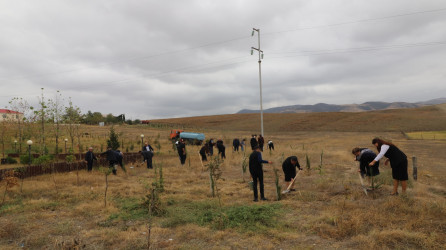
[1,0,445,119]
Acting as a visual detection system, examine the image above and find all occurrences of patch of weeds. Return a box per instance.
[224,203,282,231]
[40,201,60,211]
[110,197,148,221]
[0,198,24,215]
[161,200,283,232]
[160,200,217,228]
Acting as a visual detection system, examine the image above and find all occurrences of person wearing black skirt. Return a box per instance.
[369,138,408,195]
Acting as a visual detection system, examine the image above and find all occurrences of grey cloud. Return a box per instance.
[1,0,445,118]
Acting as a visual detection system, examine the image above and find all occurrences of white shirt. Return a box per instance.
[373,144,390,162]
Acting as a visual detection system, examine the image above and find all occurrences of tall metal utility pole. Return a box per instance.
[251,28,264,137]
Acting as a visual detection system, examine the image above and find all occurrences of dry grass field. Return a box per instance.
[1,106,445,249]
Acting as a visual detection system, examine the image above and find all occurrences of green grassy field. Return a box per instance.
[406,131,446,140]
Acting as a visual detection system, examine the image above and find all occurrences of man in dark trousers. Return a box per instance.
[250,135,258,150]
[101,147,118,175]
[177,139,187,165]
[208,139,215,156]
[216,139,226,159]
[282,156,302,192]
[258,134,265,151]
[249,145,272,202]
[199,143,209,161]
[140,150,154,169]
[233,138,240,152]
[84,147,97,172]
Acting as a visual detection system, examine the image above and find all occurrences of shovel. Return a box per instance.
[358,171,368,196]
[282,169,302,194]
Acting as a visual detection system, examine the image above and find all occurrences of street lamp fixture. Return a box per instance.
[14,140,17,153]
[140,134,144,149]
[64,138,68,153]
[27,140,33,167]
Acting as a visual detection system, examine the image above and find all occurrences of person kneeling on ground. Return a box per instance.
[352,147,380,190]
[249,145,272,202]
[282,156,302,192]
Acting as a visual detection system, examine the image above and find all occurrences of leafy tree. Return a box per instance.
[34,88,49,154]
[47,90,65,159]
[8,97,34,153]
[107,126,120,150]
[83,111,104,125]
[64,98,82,152]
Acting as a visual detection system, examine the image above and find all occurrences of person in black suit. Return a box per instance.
[177,139,187,165]
[84,147,97,172]
[282,156,302,191]
[140,150,154,169]
[217,139,226,159]
[249,145,272,202]
[101,147,118,175]
[142,142,154,152]
[250,135,258,150]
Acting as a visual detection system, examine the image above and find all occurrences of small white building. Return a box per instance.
[0,109,24,122]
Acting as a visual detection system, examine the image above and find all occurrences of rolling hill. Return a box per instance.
[237,98,446,114]
[153,103,446,133]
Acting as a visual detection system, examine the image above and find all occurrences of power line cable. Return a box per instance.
[263,7,446,36]
[268,41,446,56]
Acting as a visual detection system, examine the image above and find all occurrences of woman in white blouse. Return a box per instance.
[368,138,408,195]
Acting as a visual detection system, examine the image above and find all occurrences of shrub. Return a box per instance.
[32,155,54,165]
[5,156,17,164]
[65,155,75,163]
[161,201,282,232]
[19,155,31,165]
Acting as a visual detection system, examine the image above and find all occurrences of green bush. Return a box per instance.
[65,155,75,163]
[5,156,18,164]
[33,155,54,165]
[20,154,31,165]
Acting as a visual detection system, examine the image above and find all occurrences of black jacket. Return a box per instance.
[249,151,268,176]
[250,137,258,148]
[85,151,97,163]
[101,149,117,162]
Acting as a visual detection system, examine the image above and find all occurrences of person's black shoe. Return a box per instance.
[253,199,258,202]
[290,188,296,192]
[261,197,268,201]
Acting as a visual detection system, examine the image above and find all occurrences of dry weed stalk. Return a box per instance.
[1,170,19,204]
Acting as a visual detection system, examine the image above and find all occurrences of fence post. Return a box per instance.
[412,156,417,181]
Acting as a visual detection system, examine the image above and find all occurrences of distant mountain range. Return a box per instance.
[237,98,446,114]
